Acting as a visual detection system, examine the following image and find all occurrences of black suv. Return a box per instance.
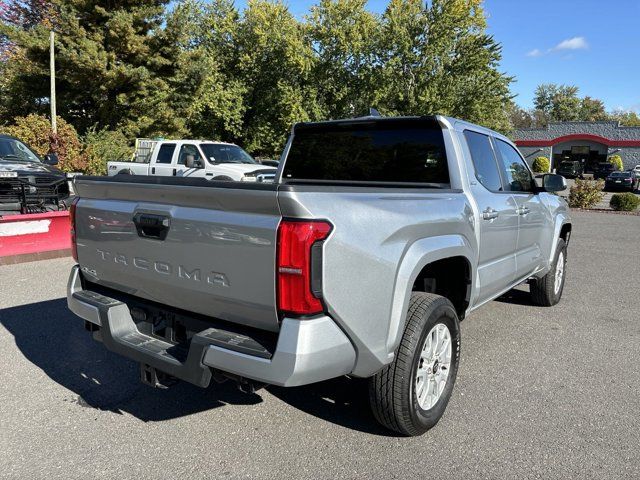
[0,134,70,214]
[557,160,583,179]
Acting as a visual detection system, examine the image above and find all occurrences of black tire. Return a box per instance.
[117,168,133,175]
[369,292,461,436]
[530,238,567,306]
[213,175,233,181]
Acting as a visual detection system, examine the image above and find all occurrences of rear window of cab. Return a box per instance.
[282,119,450,187]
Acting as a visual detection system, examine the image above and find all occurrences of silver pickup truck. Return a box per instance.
[67,116,571,436]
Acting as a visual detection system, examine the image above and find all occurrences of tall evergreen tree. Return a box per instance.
[0,0,178,137]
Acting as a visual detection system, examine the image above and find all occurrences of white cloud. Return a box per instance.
[526,37,589,58]
[553,36,589,51]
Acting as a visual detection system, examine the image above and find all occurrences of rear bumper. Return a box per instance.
[67,265,356,387]
[605,183,635,191]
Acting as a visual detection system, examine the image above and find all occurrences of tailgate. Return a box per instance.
[73,177,281,332]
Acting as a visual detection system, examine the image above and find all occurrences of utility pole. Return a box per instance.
[49,31,57,134]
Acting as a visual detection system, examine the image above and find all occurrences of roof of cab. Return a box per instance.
[292,114,514,145]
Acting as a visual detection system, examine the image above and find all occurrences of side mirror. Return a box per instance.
[542,173,567,192]
[184,155,202,169]
[44,153,58,165]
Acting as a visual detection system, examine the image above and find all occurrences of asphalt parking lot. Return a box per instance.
[1,210,639,479]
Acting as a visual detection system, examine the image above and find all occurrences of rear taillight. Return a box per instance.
[69,197,80,262]
[277,220,332,316]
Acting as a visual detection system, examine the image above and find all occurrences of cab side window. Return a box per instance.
[177,144,204,165]
[464,130,502,192]
[494,139,534,192]
[156,143,176,164]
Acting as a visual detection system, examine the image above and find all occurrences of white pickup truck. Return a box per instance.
[107,140,277,183]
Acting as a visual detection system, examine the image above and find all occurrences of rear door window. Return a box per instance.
[156,143,176,164]
[464,130,502,192]
[282,119,449,186]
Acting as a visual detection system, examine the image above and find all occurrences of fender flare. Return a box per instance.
[548,214,571,265]
[385,234,476,360]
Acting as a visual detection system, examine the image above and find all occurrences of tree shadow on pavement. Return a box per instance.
[1,297,394,435]
[0,298,261,422]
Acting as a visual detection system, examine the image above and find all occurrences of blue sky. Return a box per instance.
[230,0,640,112]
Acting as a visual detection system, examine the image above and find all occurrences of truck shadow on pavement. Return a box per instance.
[495,286,535,306]
[1,297,392,435]
[267,377,393,436]
[0,298,262,421]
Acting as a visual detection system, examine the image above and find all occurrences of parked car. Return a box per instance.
[107,140,277,183]
[67,115,571,436]
[557,160,583,179]
[594,162,615,180]
[605,171,639,192]
[0,134,70,214]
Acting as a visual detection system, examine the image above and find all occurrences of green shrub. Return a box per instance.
[84,127,133,175]
[608,154,624,171]
[1,114,87,172]
[610,192,640,211]
[532,156,550,173]
[568,179,605,209]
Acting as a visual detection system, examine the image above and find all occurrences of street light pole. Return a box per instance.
[49,30,57,135]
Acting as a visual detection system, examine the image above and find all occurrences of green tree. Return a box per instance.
[534,84,581,122]
[507,102,534,130]
[579,96,607,121]
[533,84,608,124]
[235,0,322,155]
[0,0,179,138]
[163,0,248,142]
[307,0,380,119]
[609,109,640,126]
[376,0,513,131]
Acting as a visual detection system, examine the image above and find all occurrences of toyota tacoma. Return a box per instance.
[67,115,571,436]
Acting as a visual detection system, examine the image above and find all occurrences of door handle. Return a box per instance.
[518,206,531,216]
[482,208,499,220]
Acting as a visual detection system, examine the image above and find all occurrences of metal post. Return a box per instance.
[49,31,57,134]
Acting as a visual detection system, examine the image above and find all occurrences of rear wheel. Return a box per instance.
[369,292,460,436]
[530,238,567,306]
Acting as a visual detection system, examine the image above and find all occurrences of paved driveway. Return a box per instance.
[1,211,639,479]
